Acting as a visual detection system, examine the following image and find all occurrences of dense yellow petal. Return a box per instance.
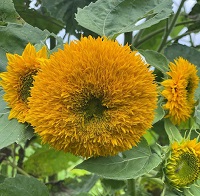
[161,57,199,125]
[27,36,158,158]
[0,43,48,123]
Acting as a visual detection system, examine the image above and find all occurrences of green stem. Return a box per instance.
[50,36,56,50]
[135,21,195,48]
[132,29,145,46]
[166,30,193,44]
[127,179,136,196]
[6,160,31,177]
[157,0,186,52]
[124,32,133,45]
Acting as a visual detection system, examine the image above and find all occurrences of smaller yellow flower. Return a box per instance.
[0,43,47,123]
[165,139,200,188]
[161,57,199,125]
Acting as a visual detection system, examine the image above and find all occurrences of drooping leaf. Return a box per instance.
[164,119,183,143]
[23,144,80,177]
[139,49,169,74]
[164,44,200,76]
[0,174,49,196]
[75,0,172,38]
[0,88,33,150]
[41,0,98,38]
[0,0,24,25]
[13,0,64,34]
[76,138,162,180]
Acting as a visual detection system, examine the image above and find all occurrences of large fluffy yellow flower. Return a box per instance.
[165,139,200,188]
[27,36,157,158]
[161,57,199,125]
[0,43,47,123]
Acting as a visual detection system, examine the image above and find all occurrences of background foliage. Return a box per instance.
[0,0,200,195]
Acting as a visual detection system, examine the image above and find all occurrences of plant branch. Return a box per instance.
[135,20,195,48]
[157,0,186,52]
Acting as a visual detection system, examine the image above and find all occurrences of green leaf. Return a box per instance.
[0,0,24,25]
[23,144,80,177]
[0,174,49,196]
[139,49,169,74]
[76,138,162,180]
[184,179,200,196]
[164,119,183,143]
[13,0,64,34]
[41,0,98,38]
[153,97,165,124]
[75,0,172,38]
[0,23,62,72]
[164,44,200,77]
[0,88,33,150]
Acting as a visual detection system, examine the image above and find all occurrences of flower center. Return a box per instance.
[174,151,200,186]
[83,97,107,121]
[19,70,37,103]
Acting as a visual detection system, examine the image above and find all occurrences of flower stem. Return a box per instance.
[124,32,133,45]
[6,160,31,177]
[127,179,136,196]
[157,0,186,52]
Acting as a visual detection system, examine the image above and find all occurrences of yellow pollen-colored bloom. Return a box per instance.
[27,36,157,158]
[0,43,48,123]
[165,139,200,188]
[161,57,199,125]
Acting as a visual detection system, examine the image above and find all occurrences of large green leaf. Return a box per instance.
[0,174,49,196]
[0,0,24,25]
[23,144,80,177]
[0,88,33,150]
[76,138,162,180]
[75,0,172,38]
[164,44,200,77]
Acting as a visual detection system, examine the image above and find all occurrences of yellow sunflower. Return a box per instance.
[161,57,199,125]
[0,43,47,123]
[165,139,200,188]
[27,36,157,158]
